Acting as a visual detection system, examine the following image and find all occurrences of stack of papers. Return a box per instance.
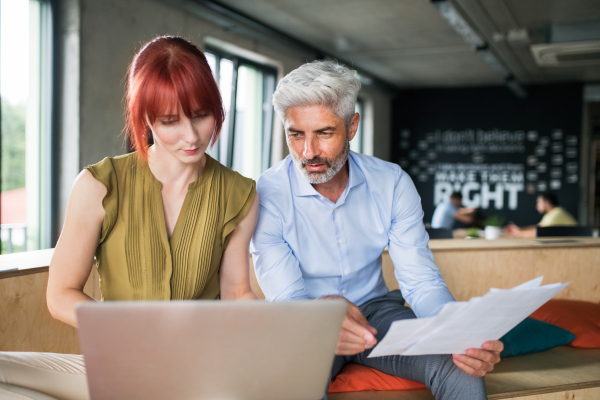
[368,277,568,357]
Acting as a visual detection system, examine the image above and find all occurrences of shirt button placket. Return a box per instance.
[335,205,347,296]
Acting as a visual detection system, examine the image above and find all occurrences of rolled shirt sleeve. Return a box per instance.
[388,171,455,318]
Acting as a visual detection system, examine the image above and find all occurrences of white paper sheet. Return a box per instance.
[368,277,568,357]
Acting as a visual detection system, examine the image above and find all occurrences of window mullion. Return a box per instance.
[212,53,221,162]
[225,57,239,169]
[261,72,275,172]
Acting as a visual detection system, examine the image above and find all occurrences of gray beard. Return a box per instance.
[291,140,350,184]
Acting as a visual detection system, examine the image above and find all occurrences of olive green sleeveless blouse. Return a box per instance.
[84,153,256,301]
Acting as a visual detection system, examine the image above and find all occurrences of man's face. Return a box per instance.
[536,196,548,214]
[284,104,359,184]
[450,197,462,208]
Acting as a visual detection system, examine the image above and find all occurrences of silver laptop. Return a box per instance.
[77,300,347,400]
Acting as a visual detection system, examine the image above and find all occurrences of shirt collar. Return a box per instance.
[347,152,364,190]
[290,152,364,198]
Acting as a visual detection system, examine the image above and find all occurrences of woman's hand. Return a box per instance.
[219,194,259,300]
[47,170,105,327]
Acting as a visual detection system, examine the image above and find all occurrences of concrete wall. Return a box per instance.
[77,0,393,168]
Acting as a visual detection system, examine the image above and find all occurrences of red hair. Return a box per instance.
[125,36,224,160]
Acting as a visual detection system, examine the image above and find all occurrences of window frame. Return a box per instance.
[351,97,364,154]
[0,0,55,254]
[205,45,278,173]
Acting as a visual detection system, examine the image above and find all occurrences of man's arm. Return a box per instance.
[504,222,537,238]
[388,173,455,319]
[251,203,308,301]
[453,207,475,224]
[251,201,376,355]
[388,171,503,375]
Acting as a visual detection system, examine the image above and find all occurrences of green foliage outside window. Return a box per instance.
[1,99,26,192]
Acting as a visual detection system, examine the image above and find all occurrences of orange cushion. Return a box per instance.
[529,299,600,348]
[328,364,426,393]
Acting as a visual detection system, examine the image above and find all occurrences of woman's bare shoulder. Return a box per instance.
[67,169,107,221]
[75,169,107,196]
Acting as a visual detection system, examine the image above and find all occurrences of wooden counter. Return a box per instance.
[382,237,600,303]
[3,246,600,400]
[429,237,600,251]
[0,250,99,354]
[3,237,599,353]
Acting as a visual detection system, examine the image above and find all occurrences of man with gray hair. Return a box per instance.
[250,61,503,399]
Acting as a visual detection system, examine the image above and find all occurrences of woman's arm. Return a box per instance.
[47,170,106,327]
[219,194,259,300]
[504,222,537,238]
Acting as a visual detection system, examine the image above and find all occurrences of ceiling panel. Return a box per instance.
[501,0,600,30]
[216,0,600,88]
[477,0,600,85]
[220,0,468,50]
[392,57,503,87]
[356,49,504,87]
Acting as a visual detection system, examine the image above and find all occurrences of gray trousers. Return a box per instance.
[324,290,487,400]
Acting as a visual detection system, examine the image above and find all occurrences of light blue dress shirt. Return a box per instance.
[431,199,458,230]
[250,152,455,318]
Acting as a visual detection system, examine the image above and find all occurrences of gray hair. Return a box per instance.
[272,60,361,128]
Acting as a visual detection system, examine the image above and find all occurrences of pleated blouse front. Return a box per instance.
[84,153,256,301]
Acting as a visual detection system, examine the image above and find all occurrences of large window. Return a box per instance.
[205,47,277,181]
[1,0,53,253]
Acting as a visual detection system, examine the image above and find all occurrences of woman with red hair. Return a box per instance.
[0,36,258,399]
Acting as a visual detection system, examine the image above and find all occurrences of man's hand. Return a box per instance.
[452,340,503,377]
[454,207,476,224]
[319,295,378,356]
[457,207,476,215]
[503,222,520,237]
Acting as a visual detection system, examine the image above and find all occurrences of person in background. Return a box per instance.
[504,192,577,238]
[251,60,502,400]
[431,192,476,230]
[0,36,258,400]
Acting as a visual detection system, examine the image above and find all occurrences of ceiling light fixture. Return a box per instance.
[431,0,527,98]
[476,45,509,76]
[431,0,484,48]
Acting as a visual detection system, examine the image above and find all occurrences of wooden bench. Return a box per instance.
[249,238,600,400]
[327,347,600,400]
[2,242,600,399]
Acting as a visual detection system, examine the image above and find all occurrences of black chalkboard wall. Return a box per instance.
[392,83,583,227]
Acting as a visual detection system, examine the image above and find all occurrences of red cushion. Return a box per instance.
[328,364,426,393]
[529,299,600,349]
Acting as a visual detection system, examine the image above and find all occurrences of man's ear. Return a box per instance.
[348,112,360,141]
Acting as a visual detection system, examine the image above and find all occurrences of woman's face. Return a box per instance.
[149,107,215,165]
